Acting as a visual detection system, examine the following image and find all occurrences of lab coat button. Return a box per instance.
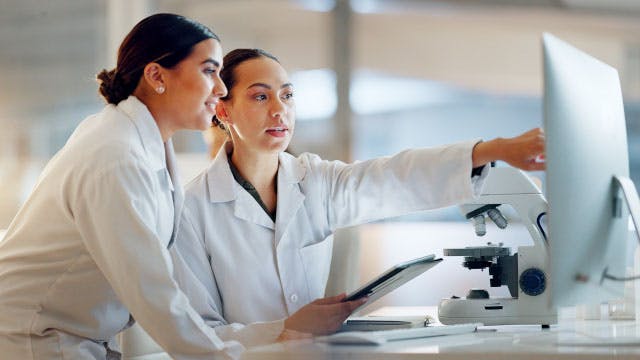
[290,294,298,303]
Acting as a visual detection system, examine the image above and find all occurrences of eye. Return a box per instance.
[203,67,217,75]
[254,94,267,102]
[282,92,294,101]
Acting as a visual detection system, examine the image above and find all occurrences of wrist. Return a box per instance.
[472,138,504,167]
[277,328,313,342]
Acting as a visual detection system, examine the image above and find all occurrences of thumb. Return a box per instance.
[345,297,369,312]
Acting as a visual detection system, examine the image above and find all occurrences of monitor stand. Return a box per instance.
[602,176,640,283]
[556,175,640,347]
[613,175,640,246]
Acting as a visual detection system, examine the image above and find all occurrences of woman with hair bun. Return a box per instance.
[0,13,287,360]
[0,14,360,358]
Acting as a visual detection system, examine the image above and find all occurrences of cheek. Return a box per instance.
[234,112,264,138]
[196,78,214,97]
[288,107,296,126]
[182,76,211,97]
[240,106,263,125]
[204,77,216,93]
[246,106,263,117]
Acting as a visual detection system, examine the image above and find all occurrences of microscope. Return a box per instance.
[438,167,557,327]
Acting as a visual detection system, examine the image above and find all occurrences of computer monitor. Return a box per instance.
[544,33,638,307]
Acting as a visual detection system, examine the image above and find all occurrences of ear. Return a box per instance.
[216,102,232,125]
[142,63,166,94]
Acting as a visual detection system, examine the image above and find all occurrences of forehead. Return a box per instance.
[184,38,223,64]
[233,57,289,88]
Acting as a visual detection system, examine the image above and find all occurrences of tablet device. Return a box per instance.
[344,254,442,313]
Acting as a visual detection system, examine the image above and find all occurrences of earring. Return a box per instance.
[155,86,165,94]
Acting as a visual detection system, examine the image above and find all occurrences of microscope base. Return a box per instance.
[438,298,557,326]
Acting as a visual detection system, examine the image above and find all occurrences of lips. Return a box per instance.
[204,100,218,113]
[266,126,289,138]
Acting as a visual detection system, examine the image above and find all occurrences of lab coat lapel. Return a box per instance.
[274,153,306,247]
[207,143,274,230]
[165,140,183,248]
[119,96,180,247]
[234,192,275,230]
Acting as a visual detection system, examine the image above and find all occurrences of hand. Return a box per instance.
[282,293,367,336]
[472,127,545,171]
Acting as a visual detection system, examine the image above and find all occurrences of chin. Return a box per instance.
[193,116,213,131]
[268,143,290,154]
[257,140,280,150]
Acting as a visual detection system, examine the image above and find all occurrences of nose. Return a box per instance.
[270,98,286,120]
[212,74,227,98]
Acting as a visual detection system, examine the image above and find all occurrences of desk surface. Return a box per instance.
[242,307,640,360]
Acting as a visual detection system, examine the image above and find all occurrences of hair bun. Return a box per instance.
[212,116,227,131]
[97,69,129,104]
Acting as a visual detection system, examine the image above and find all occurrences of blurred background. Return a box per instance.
[1,0,639,310]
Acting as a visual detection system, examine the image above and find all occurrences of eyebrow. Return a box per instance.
[202,58,221,67]
[247,82,294,90]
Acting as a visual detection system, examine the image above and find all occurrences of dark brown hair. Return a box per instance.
[212,48,279,129]
[97,13,220,105]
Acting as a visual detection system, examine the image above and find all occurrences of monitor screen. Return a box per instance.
[544,33,629,307]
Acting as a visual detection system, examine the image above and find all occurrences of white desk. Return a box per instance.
[242,307,640,360]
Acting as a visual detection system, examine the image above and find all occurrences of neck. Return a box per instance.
[209,129,228,159]
[133,90,173,142]
[230,145,279,191]
[155,119,174,143]
[230,144,280,215]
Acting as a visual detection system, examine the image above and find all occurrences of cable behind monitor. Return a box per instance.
[598,175,640,284]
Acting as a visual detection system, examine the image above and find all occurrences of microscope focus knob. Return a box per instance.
[519,268,546,296]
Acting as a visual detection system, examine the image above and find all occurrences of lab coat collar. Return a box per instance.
[117,96,166,173]
[205,144,308,236]
[277,151,307,184]
[206,144,308,203]
[165,140,183,248]
[207,142,274,229]
[207,142,238,203]
[118,96,181,247]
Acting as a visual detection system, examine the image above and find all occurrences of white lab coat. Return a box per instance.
[0,96,242,359]
[173,140,488,346]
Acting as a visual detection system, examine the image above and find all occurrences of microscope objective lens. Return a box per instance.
[472,215,486,236]
[487,208,508,229]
